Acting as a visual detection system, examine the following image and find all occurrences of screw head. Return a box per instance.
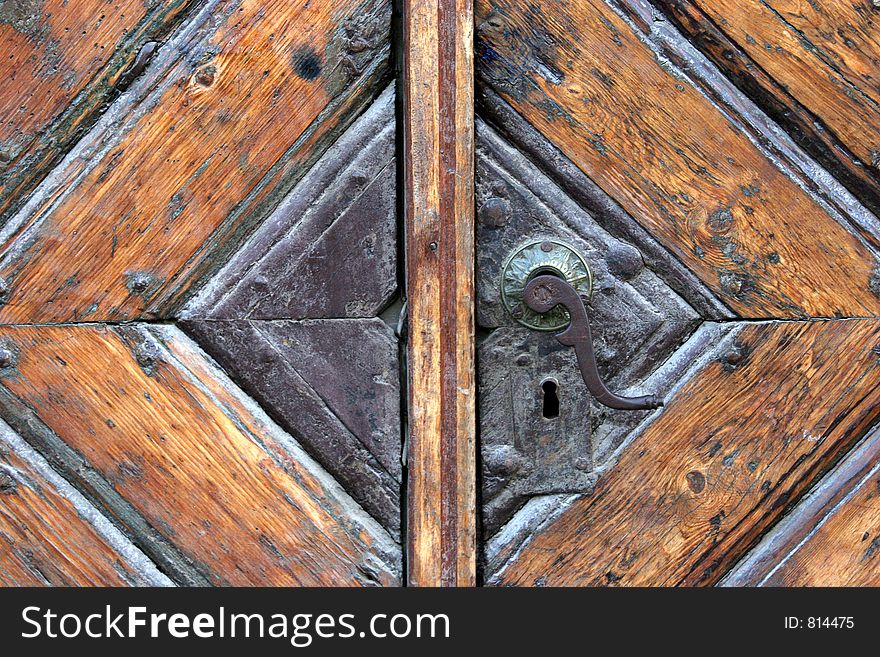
[134,340,160,372]
[574,457,591,471]
[606,243,644,280]
[127,272,152,295]
[478,197,510,228]
[0,349,14,368]
[484,445,522,476]
[194,65,216,86]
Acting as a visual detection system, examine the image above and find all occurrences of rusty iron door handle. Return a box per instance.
[523,274,664,411]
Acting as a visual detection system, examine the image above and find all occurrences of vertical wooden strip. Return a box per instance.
[403,0,476,586]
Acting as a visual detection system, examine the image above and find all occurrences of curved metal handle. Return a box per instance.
[523,275,663,411]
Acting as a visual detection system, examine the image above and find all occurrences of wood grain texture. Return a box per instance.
[0,324,400,586]
[656,0,880,217]
[477,93,733,320]
[0,0,391,323]
[403,0,476,586]
[723,426,880,587]
[755,468,880,586]
[476,0,880,318]
[0,0,197,221]
[0,420,170,586]
[491,319,880,586]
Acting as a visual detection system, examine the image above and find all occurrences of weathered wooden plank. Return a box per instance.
[723,426,880,587]
[183,85,397,320]
[483,322,739,575]
[403,0,476,586]
[0,0,198,222]
[491,319,880,586]
[476,0,880,318]
[182,318,402,532]
[655,0,880,217]
[0,0,392,323]
[477,95,733,321]
[754,471,880,586]
[616,0,880,253]
[0,419,171,587]
[0,324,400,586]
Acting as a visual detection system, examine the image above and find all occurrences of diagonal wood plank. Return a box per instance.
[656,0,880,217]
[476,0,880,318]
[0,0,391,323]
[753,468,880,586]
[0,418,171,587]
[491,319,880,586]
[0,0,198,221]
[723,426,880,587]
[0,324,400,586]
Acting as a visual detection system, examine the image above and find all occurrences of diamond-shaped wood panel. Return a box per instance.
[0,0,402,586]
[475,0,880,586]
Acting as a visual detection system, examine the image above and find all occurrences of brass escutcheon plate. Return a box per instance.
[500,239,592,331]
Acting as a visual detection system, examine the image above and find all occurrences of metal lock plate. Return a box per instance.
[479,327,595,536]
[500,239,592,331]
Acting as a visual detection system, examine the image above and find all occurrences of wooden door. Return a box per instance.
[476,0,880,586]
[4,0,880,590]
[0,0,403,586]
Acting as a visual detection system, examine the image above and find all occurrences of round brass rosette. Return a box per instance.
[500,239,592,331]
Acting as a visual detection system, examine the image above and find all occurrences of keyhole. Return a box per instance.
[541,378,559,419]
